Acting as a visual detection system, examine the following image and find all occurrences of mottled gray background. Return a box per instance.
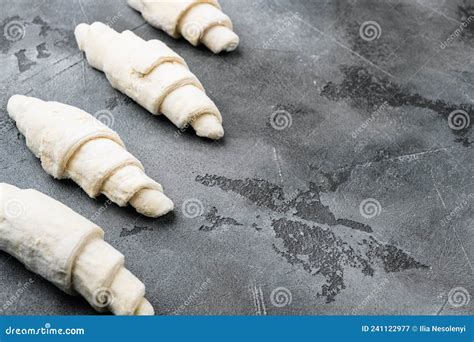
[0,0,473,315]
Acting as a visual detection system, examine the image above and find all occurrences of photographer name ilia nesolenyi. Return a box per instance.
[425,325,466,333]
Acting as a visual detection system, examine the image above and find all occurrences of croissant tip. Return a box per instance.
[7,94,29,119]
[74,23,90,50]
[135,298,155,316]
[152,197,174,217]
[202,26,239,54]
[130,189,174,218]
[191,114,224,140]
[197,125,224,140]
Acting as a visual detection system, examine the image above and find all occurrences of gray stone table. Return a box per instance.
[0,0,472,315]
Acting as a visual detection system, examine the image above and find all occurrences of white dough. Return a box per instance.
[7,95,173,218]
[127,0,239,53]
[0,183,154,315]
[74,22,224,139]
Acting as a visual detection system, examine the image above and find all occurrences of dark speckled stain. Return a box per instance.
[198,176,284,212]
[120,225,153,237]
[35,42,50,59]
[196,174,428,302]
[321,65,473,146]
[105,95,133,111]
[273,103,315,116]
[0,116,16,134]
[272,219,427,302]
[320,168,352,192]
[1,16,74,72]
[14,49,36,72]
[32,16,50,37]
[31,16,75,49]
[251,223,262,231]
[196,174,372,233]
[458,1,474,39]
[199,207,242,231]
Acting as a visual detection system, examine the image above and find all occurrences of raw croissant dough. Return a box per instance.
[0,183,154,315]
[74,22,224,140]
[127,0,239,53]
[7,95,173,218]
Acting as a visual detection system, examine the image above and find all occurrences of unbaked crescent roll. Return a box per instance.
[127,0,239,53]
[7,95,173,218]
[0,183,154,315]
[75,22,224,140]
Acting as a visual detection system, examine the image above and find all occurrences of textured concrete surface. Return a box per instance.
[0,0,473,315]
